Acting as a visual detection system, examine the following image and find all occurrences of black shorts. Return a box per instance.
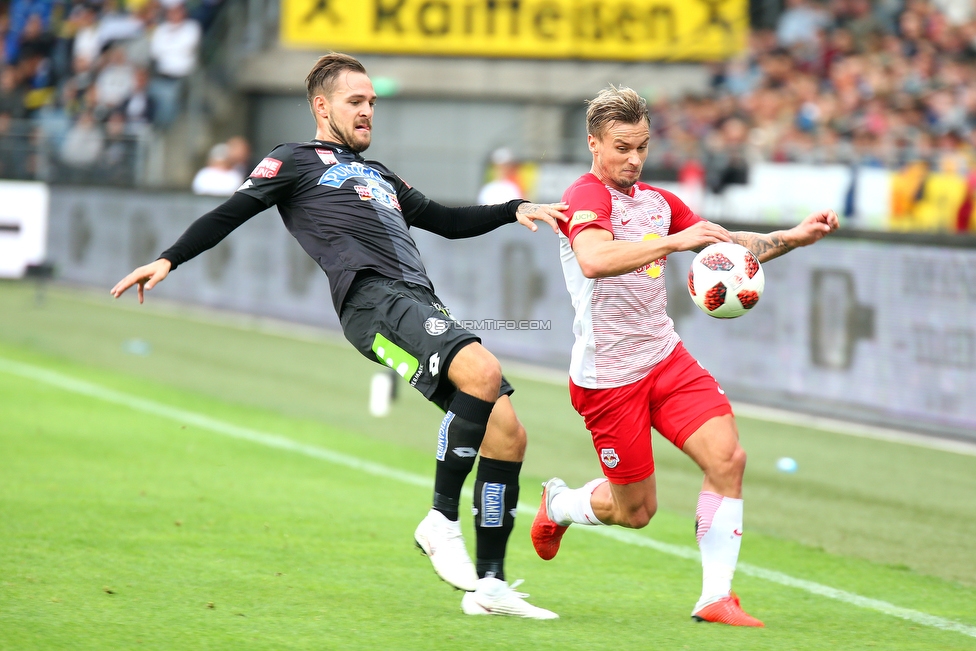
[339,274,514,412]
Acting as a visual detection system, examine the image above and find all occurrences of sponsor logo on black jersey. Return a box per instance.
[314,148,338,166]
[250,157,282,178]
[318,162,401,212]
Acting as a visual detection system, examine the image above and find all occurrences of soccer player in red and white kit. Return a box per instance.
[530,86,839,626]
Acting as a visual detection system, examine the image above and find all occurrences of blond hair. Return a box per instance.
[585,85,649,137]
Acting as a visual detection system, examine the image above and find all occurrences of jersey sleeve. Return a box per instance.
[390,174,432,223]
[236,144,299,207]
[158,192,266,270]
[560,178,613,246]
[655,186,704,234]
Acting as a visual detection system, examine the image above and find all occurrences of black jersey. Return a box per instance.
[160,140,523,312]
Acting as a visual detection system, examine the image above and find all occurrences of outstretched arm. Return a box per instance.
[409,199,567,239]
[110,192,267,303]
[111,258,173,304]
[514,201,569,233]
[573,221,733,278]
[731,210,840,263]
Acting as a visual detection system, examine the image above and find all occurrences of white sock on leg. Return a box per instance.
[550,478,607,526]
[694,491,743,611]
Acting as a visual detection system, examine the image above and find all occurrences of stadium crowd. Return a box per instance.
[649,0,976,188]
[4,0,976,229]
[0,0,212,182]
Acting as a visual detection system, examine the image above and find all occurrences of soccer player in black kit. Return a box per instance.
[111,53,566,618]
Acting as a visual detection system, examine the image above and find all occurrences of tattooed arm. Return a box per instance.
[731,210,840,262]
[515,201,569,233]
[730,230,796,263]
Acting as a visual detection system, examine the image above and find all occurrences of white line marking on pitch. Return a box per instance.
[2,356,974,640]
[65,289,976,456]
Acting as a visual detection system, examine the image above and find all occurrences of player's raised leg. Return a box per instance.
[681,414,763,627]
[533,375,658,559]
[414,342,498,592]
[531,474,657,558]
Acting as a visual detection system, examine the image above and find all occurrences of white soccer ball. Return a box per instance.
[687,242,764,319]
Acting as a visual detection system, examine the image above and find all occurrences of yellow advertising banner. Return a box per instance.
[280,0,748,61]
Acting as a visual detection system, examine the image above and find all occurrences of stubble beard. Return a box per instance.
[337,122,371,153]
[613,170,639,190]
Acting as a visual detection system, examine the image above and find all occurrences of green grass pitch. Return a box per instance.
[1,281,975,650]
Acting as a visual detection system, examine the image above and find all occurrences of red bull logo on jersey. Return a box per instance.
[636,233,666,278]
[601,448,619,469]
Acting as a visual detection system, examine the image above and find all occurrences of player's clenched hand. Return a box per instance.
[515,202,569,233]
[110,258,172,304]
[789,210,839,247]
[671,221,732,252]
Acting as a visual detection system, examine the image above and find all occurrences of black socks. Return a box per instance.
[432,392,493,521]
[473,457,521,581]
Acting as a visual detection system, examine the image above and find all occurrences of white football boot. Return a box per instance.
[461,577,559,619]
[414,509,478,592]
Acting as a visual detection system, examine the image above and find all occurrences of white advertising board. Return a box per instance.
[668,241,976,434]
[534,162,891,229]
[45,187,974,437]
[0,181,49,278]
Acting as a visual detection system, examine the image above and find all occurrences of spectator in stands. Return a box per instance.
[477,147,523,204]
[70,5,102,71]
[103,109,134,184]
[191,142,243,196]
[776,0,828,47]
[60,108,103,180]
[705,116,751,193]
[843,0,888,52]
[94,45,136,113]
[5,0,55,65]
[0,66,27,119]
[97,0,144,48]
[122,66,154,131]
[225,135,251,177]
[149,0,200,126]
[16,12,56,114]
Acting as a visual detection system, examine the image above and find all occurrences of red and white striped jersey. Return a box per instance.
[558,173,703,388]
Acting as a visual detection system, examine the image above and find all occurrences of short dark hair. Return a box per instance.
[305,53,368,105]
[586,85,649,138]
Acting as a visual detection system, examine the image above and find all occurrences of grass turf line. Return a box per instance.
[2,281,975,587]
[0,360,971,648]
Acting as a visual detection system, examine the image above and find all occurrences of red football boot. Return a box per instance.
[530,478,569,561]
[692,592,765,627]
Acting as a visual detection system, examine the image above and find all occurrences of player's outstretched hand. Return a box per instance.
[110,258,172,304]
[790,210,839,247]
[672,220,733,252]
[515,202,569,233]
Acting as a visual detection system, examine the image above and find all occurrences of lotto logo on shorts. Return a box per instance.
[436,412,454,461]
[601,448,620,469]
[481,483,505,528]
